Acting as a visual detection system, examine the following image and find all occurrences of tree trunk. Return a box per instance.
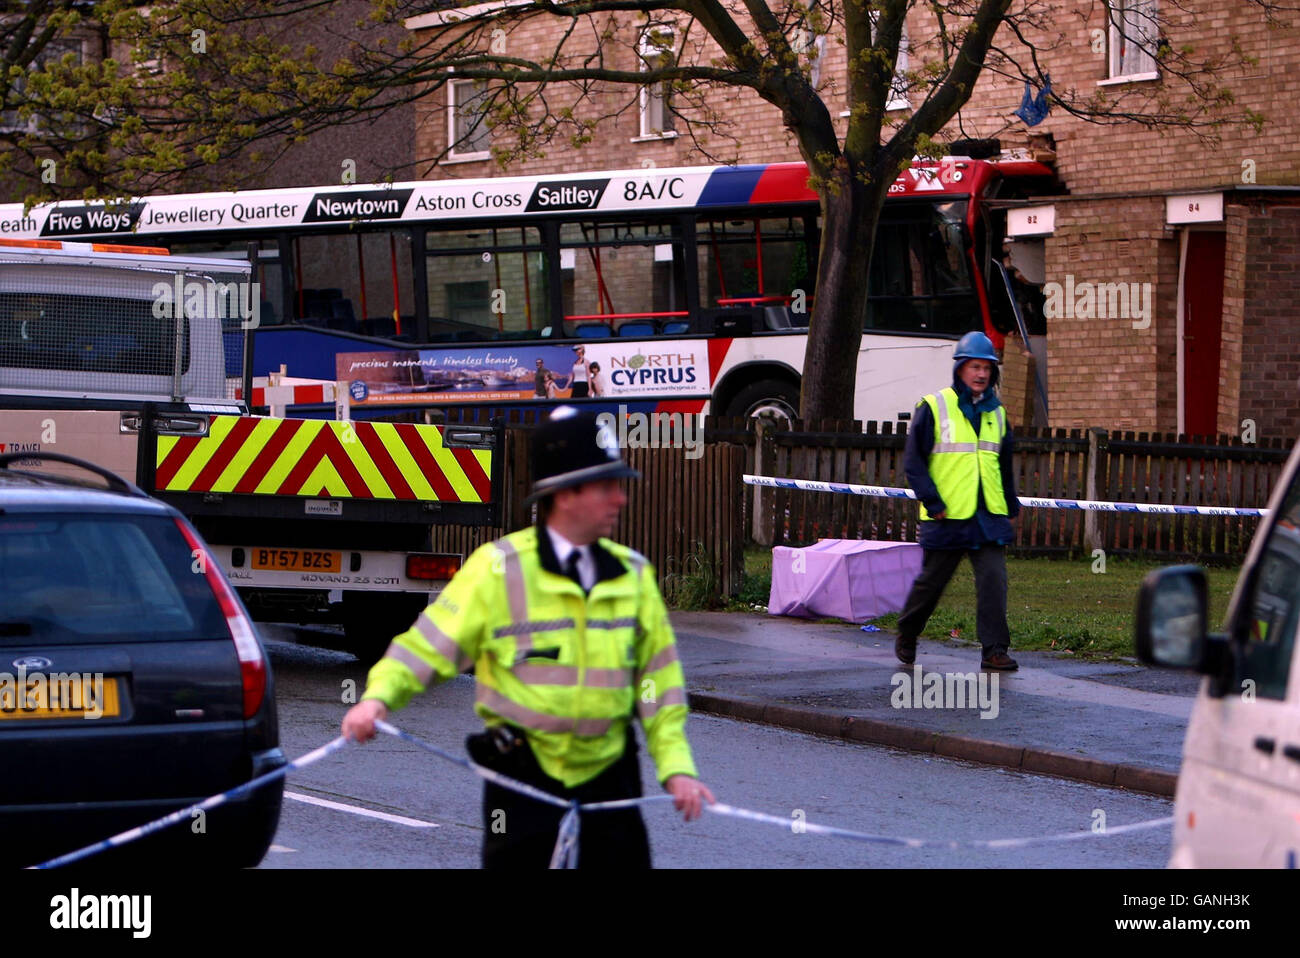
[799,161,886,422]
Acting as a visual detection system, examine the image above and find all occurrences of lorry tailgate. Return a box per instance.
[149,415,498,525]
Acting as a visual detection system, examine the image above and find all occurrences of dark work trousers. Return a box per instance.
[896,545,1011,655]
[480,726,651,870]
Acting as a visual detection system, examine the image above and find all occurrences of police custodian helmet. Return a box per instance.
[528,406,640,501]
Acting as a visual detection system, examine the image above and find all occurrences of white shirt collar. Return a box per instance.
[545,526,594,589]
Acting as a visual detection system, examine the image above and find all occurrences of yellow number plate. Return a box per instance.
[251,548,341,573]
[0,675,121,720]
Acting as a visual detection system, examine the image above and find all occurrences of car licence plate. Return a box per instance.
[251,548,341,573]
[0,675,122,720]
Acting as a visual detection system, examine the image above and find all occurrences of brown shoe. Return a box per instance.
[980,651,1019,671]
[895,635,916,665]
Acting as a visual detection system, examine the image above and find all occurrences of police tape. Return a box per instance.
[701,802,1174,850]
[743,474,1271,518]
[29,724,1174,869]
[28,736,351,869]
[370,725,1175,862]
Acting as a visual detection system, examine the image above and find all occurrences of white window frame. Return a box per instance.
[840,17,909,119]
[446,77,492,162]
[885,21,909,112]
[1100,0,1159,85]
[635,26,678,141]
[789,25,828,89]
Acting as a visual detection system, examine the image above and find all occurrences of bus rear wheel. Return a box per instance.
[725,379,800,423]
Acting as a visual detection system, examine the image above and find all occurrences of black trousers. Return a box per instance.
[478,727,651,870]
[896,545,1011,654]
[570,382,590,398]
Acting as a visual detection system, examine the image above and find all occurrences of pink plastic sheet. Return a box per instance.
[768,539,923,622]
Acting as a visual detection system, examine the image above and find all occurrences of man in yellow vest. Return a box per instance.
[895,332,1020,671]
[342,407,714,868]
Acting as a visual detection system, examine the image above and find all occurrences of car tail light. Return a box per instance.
[406,553,462,581]
[174,519,267,719]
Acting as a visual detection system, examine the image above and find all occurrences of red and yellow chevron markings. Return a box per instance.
[155,416,491,502]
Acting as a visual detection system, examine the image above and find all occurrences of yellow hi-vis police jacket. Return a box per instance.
[361,525,699,789]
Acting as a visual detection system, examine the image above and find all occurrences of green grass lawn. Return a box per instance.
[734,548,1241,659]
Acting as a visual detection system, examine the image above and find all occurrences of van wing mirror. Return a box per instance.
[1135,565,1209,669]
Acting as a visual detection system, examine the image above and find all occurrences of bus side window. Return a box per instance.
[427,227,548,339]
[294,232,412,336]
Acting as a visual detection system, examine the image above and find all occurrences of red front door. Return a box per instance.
[1183,231,1226,437]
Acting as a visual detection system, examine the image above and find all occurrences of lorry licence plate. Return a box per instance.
[251,549,341,573]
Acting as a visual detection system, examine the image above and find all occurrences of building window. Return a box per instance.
[448,78,491,160]
[638,27,677,139]
[1105,0,1159,82]
[840,16,909,119]
[885,22,909,112]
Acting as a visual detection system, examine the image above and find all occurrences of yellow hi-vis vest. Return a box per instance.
[362,525,698,788]
[918,387,1009,522]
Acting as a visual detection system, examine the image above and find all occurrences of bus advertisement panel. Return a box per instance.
[339,340,710,406]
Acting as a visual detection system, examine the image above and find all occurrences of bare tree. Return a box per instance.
[7,0,1295,417]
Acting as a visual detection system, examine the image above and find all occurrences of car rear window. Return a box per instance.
[0,513,228,645]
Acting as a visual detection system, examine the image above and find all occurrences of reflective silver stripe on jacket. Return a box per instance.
[639,645,680,676]
[415,615,471,671]
[508,664,632,688]
[932,392,1004,453]
[588,617,638,630]
[636,685,688,720]
[930,394,978,453]
[584,667,634,688]
[476,685,614,736]
[931,393,971,452]
[622,551,647,578]
[494,539,532,656]
[495,539,528,624]
[382,642,435,686]
[493,618,576,638]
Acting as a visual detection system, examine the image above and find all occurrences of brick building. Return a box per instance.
[406,1,1300,439]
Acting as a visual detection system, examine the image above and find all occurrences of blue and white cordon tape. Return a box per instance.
[743,474,1270,518]
[31,721,1173,870]
[30,736,351,869]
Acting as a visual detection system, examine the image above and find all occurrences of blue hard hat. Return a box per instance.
[952,331,1000,386]
[953,331,999,364]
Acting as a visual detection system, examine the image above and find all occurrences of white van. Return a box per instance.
[1136,440,1300,868]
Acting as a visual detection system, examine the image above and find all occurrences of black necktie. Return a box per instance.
[563,550,585,592]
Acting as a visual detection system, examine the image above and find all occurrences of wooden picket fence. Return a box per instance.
[393,403,1290,600]
[712,417,1293,563]
[426,406,746,596]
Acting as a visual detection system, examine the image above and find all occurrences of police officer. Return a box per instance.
[342,407,715,868]
[894,332,1020,671]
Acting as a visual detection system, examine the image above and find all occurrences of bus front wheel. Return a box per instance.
[725,379,800,423]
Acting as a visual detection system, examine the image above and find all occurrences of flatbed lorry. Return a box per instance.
[0,239,500,662]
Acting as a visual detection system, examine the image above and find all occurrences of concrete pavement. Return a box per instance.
[672,611,1198,797]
